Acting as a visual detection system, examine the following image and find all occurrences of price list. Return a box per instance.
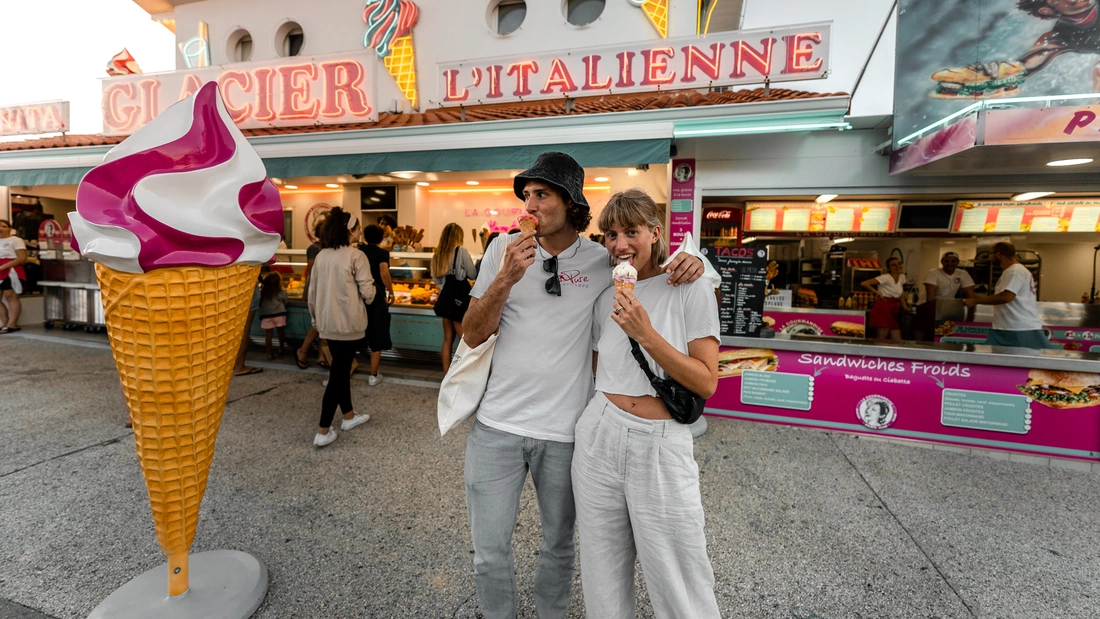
[702,243,768,336]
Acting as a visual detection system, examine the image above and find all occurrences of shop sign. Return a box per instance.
[938,322,1100,353]
[669,158,696,251]
[764,309,866,339]
[953,199,1100,233]
[38,219,64,246]
[983,106,1100,146]
[436,22,830,105]
[708,347,1100,461]
[702,244,768,336]
[745,201,899,233]
[704,208,737,220]
[0,101,69,136]
[101,51,378,136]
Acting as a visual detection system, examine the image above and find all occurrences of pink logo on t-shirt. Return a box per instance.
[559,270,589,288]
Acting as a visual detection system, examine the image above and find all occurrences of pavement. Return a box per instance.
[2,329,1099,618]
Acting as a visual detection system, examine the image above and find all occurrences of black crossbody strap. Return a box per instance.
[628,338,660,383]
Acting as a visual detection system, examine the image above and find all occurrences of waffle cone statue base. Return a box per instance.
[95,263,259,598]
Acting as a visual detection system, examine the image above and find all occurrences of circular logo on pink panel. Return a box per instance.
[857,395,896,430]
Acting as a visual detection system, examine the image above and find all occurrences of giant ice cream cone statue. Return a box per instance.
[629,0,668,38]
[364,0,420,109]
[71,81,282,613]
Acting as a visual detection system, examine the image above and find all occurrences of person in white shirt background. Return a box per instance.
[862,256,910,341]
[914,251,976,341]
[965,241,1052,350]
[0,219,28,334]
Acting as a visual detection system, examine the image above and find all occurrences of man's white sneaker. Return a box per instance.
[341,413,370,432]
[313,428,337,447]
[368,374,383,386]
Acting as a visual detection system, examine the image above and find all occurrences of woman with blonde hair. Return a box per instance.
[431,222,477,372]
[573,188,721,617]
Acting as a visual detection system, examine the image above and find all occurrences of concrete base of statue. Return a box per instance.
[689,415,708,437]
[87,550,267,619]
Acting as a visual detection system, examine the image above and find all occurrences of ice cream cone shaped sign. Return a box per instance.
[364,0,420,109]
[628,0,668,38]
[70,81,282,600]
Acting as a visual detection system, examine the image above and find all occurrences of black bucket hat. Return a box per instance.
[513,152,589,209]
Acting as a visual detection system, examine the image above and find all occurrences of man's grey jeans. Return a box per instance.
[465,420,576,619]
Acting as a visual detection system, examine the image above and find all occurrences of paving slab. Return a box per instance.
[4,336,1099,618]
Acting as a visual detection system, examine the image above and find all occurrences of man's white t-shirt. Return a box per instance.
[470,235,611,443]
[993,263,1042,331]
[875,273,906,299]
[0,235,26,261]
[918,268,975,304]
[592,278,720,397]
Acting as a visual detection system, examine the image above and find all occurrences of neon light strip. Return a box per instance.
[272,262,308,267]
[896,92,1100,146]
[428,185,612,194]
[277,189,344,195]
[673,121,850,138]
[389,266,429,271]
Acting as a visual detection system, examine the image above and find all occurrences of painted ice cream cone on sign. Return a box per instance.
[629,0,668,38]
[70,82,282,598]
[364,0,420,109]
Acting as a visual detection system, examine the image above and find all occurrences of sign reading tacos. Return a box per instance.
[436,22,830,106]
[101,51,378,136]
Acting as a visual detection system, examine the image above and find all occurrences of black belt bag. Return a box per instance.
[628,338,705,425]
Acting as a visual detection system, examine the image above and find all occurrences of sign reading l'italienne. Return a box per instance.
[435,22,831,106]
[1,101,69,136]
[101,50,378,136]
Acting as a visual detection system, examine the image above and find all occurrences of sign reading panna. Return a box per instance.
[0,101,69,136]
[101,51,378,136]
[436,22,831,105]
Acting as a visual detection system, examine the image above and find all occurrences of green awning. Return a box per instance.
[0,138,670,187]
[260,138,671,178]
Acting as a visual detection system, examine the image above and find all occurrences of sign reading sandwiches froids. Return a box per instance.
[436,22,830,106]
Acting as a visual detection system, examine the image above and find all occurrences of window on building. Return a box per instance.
[698,0,743,34]
[496,0,526,35]
[565,0,604,26]
[276,21,305,57]
[235,34,252,62]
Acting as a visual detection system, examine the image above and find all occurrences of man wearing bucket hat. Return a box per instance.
[461,152,704,618]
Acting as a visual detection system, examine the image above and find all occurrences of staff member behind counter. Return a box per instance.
[862,257,909,342]
[914,252,975,341]
[965,242,1053,350]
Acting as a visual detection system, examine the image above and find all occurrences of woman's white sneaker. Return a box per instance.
[341,413,370,432]
[368,374,383,386]
[313,428,337,447]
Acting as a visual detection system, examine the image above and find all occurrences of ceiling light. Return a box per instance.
[370,197,381,202]
[594,176,609,182]
[466,181,480,186]
[1047,158,1093,167]
[832,237,855,244]
[815,194,838,204]
[417,181,430,187]
[326,183,340,188]
[626,169,639,176]
[284,185,298,189]
[270,178,283,185]
[1012,191,1054,201]
[374,189,386,195]
[390,170,422,175]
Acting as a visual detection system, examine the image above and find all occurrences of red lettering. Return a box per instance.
[540,58,578,94]
[277,63,319,120]
[443,69,469,103]
[616,52,636,87]
[218,70,253,123]
[730,38,775,78]
[681,43,724,82]
[640,48,676,86]
[22,107,42,132]
[486,65,504,98]
[320,60,371,118]
[177,73,204,102]
[103,82,139,133]
[1064,110,1096,134]
[138,79,160,126]
[42,104,66,131]
[581,55,612,90]
[0,108,21,133]
[782,32,823,74]
[507,61,538,97]
[252,68,276,121]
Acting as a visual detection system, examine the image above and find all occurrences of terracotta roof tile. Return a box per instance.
[0,87,846,153]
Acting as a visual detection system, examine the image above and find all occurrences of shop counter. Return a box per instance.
[707,335,1100,462]
[248,299,447,352]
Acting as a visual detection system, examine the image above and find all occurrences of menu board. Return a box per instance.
[702,243,768,337]
[953,200,1100,233]
[745,202,899,233]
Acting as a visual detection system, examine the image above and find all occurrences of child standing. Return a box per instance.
[259,273,288,359]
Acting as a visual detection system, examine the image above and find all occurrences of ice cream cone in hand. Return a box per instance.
[518,214,538,233]
[614,261,637,295]
[70,82,283,596]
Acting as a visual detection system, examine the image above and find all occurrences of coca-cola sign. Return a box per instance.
[705,209,738,220]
